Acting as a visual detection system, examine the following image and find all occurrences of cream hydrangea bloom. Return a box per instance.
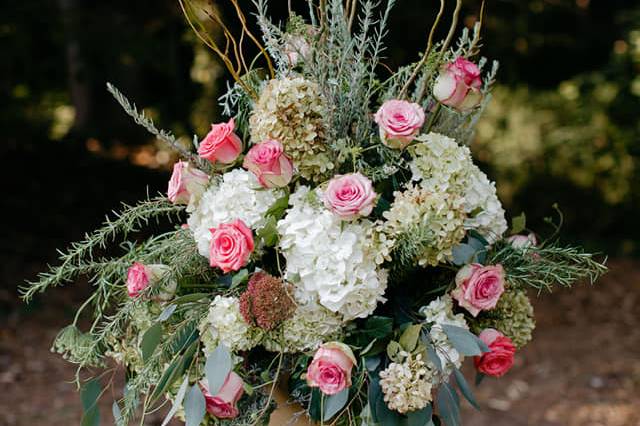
[201,295,261,353]
[277,186,388,321]
[379,352,435,413]
[249,77,333,182]
[464,164,508,243]
[187,169,282,258]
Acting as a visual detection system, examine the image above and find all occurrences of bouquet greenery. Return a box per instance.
[23,1,607,425]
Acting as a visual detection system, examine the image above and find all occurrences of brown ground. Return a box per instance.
[1,258,638,426]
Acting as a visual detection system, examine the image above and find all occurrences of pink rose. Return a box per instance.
[452,263,505,317]
[507,233,538,250]
[374,100,425,149]
[242,139,294,188]
[283,34,311,66]
[306,342,356,395]
[209,219,254,273]
[323,173,377,220]
[473,329,516,377]
[126,262,175,300]
[433,57,483,111]
[167,161,209,205]
[197,118,242,164]
[200,371,244,419]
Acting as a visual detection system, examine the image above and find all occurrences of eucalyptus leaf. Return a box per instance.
[205,344,232,395]
[112,401,122,424]
[161,376,189,426]
[436,382,461,426]
[425,342,442,373]
[80,378,101,426]
[442,325,483,356]
[157,304,177,322]
[323,388,349,420]
[453,369,480,410]
[407,404,433,426]
[184,384,206,426]
[475,373,486,386]
[452,244,477,266]
[399,324,423,352]
[140,322,163,362]
[365,356,381,372]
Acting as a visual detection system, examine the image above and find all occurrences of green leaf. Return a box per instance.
[230,269,249,289]
[436,382,461,426]
[265,193,290,219]
[475,373,486,386]
[441,325,483,356]
[323,388,349,420]
[368,374,400,426]
[257,216,279,247]
[205,344,232,395]
[399,324,423,352]
[386,341,402,362]
[140,322,163,362]
[309,388,322,421]
[157,304,177,322]
[150,339,198,403]
[407,404,433,426]
[184,384,206,426]
[172,293,210,305]
[363,316,394,339]
[161,376,189,426]
[453,369,480,410]
[511,212,526,235]
[80,378,101,426]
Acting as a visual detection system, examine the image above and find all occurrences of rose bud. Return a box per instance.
[208,219,255,273]
[126,262,176,301]
[242,139,294,188]
[473,329,516,377]
[433,57,483,111]
[200,371,244,419]
[306,342,356,395]
[283,34,312,66]
[507,233,538,250]
[167,161,209,206]
[323,173,377,220]
[197,118,243,164]
[451,263,505,317]
[374,99,425,149]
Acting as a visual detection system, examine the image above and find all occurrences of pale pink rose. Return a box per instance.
[306,342,356,395]
[242,140,294,188]
[374,100,425,149]
[473,328,516,377]
[507,233,538,250]
[323,173,377,220]
[200,371,244,419]
[126,263,176,300]
[209,220,255,273]
[198,118,242,164]
[283,34,311,66]
[167,161,209,205]
[452,263,505,317]
[433,57,483,111]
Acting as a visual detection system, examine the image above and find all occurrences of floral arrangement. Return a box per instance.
[23,1,607,425]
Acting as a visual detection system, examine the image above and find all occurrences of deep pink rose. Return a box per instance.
[200,371,244,419]
[306,342,356,395]
[167,161,209,205]
[198,118,242,164]
[374,99,425,149]
[126,262,175,299]
[433,57,483,111]
[242,139,294,188]
[209,220,254,273]
[452,263,505,317]
[323,173,377,220]
[473,329,516,377]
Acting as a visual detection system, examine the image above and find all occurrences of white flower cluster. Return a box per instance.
[277,187,388,321]
[379,352,434,413]
[420,295,469,378]
[464,165,508,243]
[263,301,344,353]
[187,169,282,258]
[201,295,260,353]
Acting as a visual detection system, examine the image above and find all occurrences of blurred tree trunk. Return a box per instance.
[58,0,91,138]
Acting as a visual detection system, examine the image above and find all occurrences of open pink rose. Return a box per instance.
[433,57,483,111]
[452,263,505,317]
[473,329,516,377]
[126,262,175,299]
[374,99,425,149]
[243,139,294,188]
[167,161,209,205]
[200,371,244,419]
[209,219,254,273]
[323,173,377,220]
[306,342,356,395]
[198,118,242,164]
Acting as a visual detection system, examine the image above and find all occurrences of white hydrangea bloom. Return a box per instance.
[277,186,388,321]
[379,352,434,413]
[262,301,343,353]
[201,295,260,353]
[420,295,469,378]
[187,169,282,258]
[464,165,508,244]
